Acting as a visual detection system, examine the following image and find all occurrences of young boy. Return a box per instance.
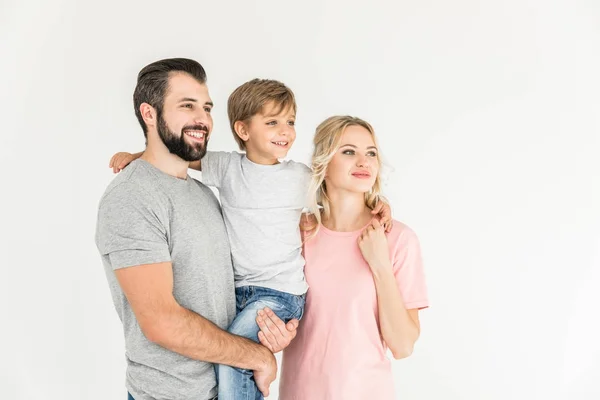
[110,78,391,399]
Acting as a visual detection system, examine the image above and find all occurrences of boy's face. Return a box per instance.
[242,101,296,164]
[157,73,214,161]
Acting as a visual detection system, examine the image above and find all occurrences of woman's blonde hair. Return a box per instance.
[305,116,383,237]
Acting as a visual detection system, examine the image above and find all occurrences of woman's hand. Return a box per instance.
[358,219,392,273]
[371,199,393,232]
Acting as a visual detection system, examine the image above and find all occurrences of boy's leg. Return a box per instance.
[217,286,305,400]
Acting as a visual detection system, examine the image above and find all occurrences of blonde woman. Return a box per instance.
[257,116,429,399]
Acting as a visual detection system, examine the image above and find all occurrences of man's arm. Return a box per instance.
[115,261,276,394]
[256,307,298,353]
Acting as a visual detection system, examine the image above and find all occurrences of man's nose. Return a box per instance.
[193,109,211,126]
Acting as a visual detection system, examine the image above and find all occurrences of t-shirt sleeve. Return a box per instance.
[392,226,429,310]
[298,162,313,209]
[201,151,234,188]
[95,183,171,270]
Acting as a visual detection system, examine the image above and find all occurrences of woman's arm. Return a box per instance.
[371,268,420,359]
[358,219,420,359]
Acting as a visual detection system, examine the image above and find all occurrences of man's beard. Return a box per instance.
[157,113,208,161]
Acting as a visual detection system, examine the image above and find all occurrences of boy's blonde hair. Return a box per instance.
[227,79,297,150]
[306,116,383,236]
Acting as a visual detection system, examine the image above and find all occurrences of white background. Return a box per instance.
[1,0,599,399]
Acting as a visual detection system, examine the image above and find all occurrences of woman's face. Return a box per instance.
[325,125,379,194]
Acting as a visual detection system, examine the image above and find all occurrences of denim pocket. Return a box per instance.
[235,286,254,313]
[293,293,306,321]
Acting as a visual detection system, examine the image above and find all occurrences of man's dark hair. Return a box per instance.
[133,58,207,137]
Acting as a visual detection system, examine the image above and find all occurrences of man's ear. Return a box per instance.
[140,103,158,129]
[234,120,250,143]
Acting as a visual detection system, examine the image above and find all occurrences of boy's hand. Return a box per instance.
[256,307,299,353]
[109,152,137,173]
[300,213,318,233]
[372,198,393,232]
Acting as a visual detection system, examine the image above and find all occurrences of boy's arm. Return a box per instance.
[189,160,202,171]
[109,151,202,172]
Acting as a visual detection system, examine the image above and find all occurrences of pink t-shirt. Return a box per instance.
[279,219,429,400]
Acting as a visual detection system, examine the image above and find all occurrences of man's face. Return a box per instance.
[157,73,214,161]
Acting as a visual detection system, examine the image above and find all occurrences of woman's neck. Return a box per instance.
[322,190,372,232]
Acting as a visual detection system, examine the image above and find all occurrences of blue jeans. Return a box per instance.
[128,394,217,400]
[217,285,306,400]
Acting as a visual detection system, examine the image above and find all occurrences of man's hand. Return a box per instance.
[371,198,393,232]
[256,307,299,353]
[253,348,277,397]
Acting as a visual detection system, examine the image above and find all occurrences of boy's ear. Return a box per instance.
[140,103,158,128]
[234,120,250,143]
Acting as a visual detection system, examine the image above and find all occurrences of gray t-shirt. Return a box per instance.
[95,159,235,400]
[202,151,311,295]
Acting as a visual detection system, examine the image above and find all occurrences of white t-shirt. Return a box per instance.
[201,151,311,295]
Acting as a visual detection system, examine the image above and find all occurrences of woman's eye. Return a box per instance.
[342,150,355,155]
[267,121,277,126]
[367,151,378,157]
[288,120,295,126]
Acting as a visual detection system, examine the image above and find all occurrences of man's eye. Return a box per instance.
[204,107,212,113]
[267,121,277,126]
[183,104,193,109]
